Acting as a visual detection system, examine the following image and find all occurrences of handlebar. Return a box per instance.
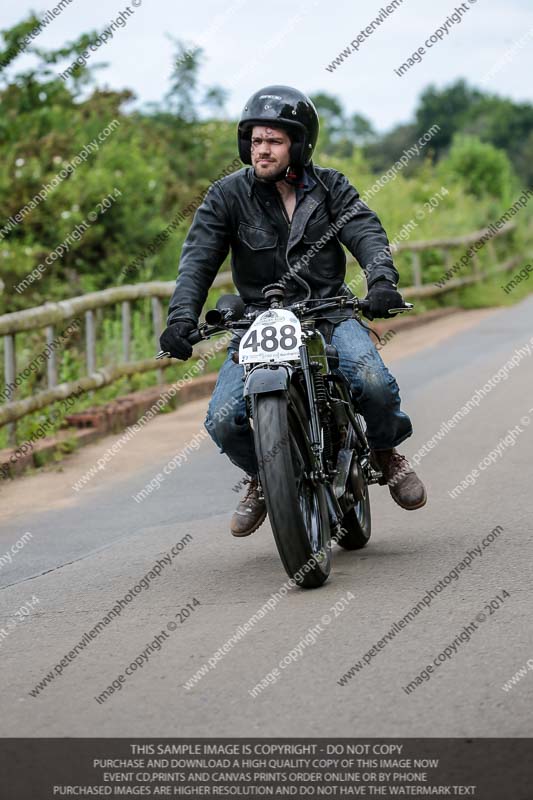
[156,296,414,360]
[188,328,205,346]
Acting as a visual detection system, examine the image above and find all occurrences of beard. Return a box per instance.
[252,154,291,183]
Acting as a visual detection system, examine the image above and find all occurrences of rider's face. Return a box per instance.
[251,125,291,179]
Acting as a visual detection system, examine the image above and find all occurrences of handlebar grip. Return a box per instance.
[359,298,413,319]
[187,329,204,345]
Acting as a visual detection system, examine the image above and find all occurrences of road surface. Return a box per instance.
[1,299,532,737]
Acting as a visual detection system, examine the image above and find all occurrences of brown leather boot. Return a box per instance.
[230,475,267,537]
[371,449,427,510]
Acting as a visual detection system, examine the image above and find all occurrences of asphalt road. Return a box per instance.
[1,297,532,737]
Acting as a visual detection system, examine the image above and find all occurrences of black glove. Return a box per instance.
[159,320,196,360]
[365,278,405,320]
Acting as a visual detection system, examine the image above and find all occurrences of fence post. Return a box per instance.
[487,240,498,276]
[411,251,422,287]
[443,248,453,278]
[122,301,131,362]
[45,325,58,388]
[4,334,17,446]
[151,297,164,385]
[471,251,481,279]
[85,310,96,375]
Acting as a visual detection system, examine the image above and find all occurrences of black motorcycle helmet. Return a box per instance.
[238,85,319,175]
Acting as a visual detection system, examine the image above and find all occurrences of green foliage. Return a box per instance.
[309,92,376,158]
[165,39,203,121]
[414,80,483,155]
[412,80,533,184]
[0,14,41,70]
[364,123,419,174]
[439,135,516,200]
[0,19,243,313]
[0,16,532,450]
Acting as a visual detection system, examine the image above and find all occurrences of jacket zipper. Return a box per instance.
[276,194,291,229]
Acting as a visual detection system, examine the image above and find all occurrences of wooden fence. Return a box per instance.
[0,221,521,443]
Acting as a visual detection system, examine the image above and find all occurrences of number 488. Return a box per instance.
[242,325,297,353]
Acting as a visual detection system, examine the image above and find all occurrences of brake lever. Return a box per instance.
[389,303,414,314]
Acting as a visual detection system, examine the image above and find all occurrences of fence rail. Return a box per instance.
[0,221,520,441]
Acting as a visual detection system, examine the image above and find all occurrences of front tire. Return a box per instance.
[253,387,331,588]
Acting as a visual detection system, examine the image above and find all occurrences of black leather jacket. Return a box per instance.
[167,163,399,336]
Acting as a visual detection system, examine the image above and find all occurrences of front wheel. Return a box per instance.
[252,387,331,588]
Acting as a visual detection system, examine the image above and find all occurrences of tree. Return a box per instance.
[442,135,515,200]
[164,39,203,121]
[415,80,483,157]
[349,113,376,146]
[364,123,419,173]
[202,86,229,118]
[309,93,374,157]
[309,92,344,133]
[514,130,533,188]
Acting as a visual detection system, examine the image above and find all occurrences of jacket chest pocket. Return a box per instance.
[302,212,331,244]
[238,222,278,251]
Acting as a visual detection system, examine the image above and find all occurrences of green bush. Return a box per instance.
[1,17,531,450]
[439,135,516,201]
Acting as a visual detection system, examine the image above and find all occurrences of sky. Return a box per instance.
[2,0,533,132]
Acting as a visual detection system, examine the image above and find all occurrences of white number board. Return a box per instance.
[238,309,302,365]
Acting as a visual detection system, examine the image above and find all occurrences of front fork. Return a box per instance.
[298,343,327,482]
[298,343,350,534]
[304,360,383,533]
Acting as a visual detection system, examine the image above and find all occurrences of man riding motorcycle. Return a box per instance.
[160,85,427,537]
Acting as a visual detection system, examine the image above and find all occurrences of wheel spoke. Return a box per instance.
[289,415,325,557]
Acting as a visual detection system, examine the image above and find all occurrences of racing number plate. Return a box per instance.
[238,308,302,365]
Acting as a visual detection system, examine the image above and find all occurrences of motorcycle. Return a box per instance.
[158,283,412,588]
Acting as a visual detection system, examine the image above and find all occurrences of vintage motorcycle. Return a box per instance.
[159,283,412,588]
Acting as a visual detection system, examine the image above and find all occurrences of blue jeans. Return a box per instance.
[204,318,412,476]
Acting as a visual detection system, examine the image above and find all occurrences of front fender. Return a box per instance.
[243,364,292,398]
